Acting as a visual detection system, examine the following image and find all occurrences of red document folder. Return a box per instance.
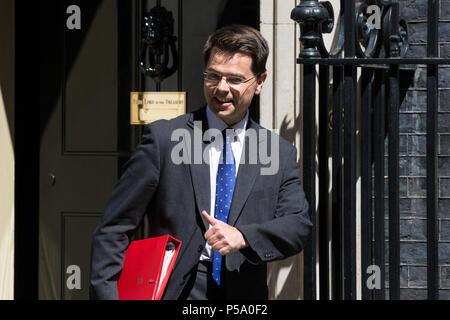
[117,235,181,300]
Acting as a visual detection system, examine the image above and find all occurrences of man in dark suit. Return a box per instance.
[90,24,312,300]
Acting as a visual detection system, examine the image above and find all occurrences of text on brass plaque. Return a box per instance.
[130,91,186,125]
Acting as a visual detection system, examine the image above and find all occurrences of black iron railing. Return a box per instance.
[292,0,450,300]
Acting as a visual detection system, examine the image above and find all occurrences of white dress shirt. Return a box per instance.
[199,106,248,261]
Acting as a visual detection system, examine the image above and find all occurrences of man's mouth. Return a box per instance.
[215,97,233,104]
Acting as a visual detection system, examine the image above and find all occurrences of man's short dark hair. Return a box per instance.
[202,24,269,75]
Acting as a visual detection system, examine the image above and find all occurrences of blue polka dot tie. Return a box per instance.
[212,129,236,286]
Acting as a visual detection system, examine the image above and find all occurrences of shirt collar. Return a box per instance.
[206,105,248,143]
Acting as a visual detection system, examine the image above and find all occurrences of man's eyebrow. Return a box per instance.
[206,68,246,78]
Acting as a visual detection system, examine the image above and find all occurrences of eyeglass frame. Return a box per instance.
[203,71,261,87]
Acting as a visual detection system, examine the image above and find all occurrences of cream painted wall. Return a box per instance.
[0,87,14,300]
[0,0,15,300]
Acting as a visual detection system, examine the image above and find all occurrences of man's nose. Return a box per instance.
[216,77,230,92]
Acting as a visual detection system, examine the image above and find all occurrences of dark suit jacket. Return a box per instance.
[89,106,312,300]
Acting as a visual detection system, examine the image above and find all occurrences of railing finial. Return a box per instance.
[291,0,334,59]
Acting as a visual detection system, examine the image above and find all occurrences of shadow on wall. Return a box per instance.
[267,254,304,300]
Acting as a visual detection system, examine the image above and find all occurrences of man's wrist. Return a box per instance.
[238,229,249,250]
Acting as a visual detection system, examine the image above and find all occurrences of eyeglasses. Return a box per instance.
[203,71,259,88]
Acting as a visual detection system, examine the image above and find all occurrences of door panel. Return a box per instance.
[62,213,101,300]
[64,1,119,153]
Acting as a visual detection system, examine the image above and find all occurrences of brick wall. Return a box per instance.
[383,0,450,299]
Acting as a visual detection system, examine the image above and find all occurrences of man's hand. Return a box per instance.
[202,210,249,256]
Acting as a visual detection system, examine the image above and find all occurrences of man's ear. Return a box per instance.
[255,72,267,95]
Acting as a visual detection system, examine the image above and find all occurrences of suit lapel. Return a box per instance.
[227,119,265,227]
[187,107,211,231]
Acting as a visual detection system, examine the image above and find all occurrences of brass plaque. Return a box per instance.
[130,92,186,125]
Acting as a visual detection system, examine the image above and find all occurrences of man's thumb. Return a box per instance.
[201,210,217,226]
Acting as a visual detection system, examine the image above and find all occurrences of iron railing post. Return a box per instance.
[343,0,357,300]
[291,0,333,300]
